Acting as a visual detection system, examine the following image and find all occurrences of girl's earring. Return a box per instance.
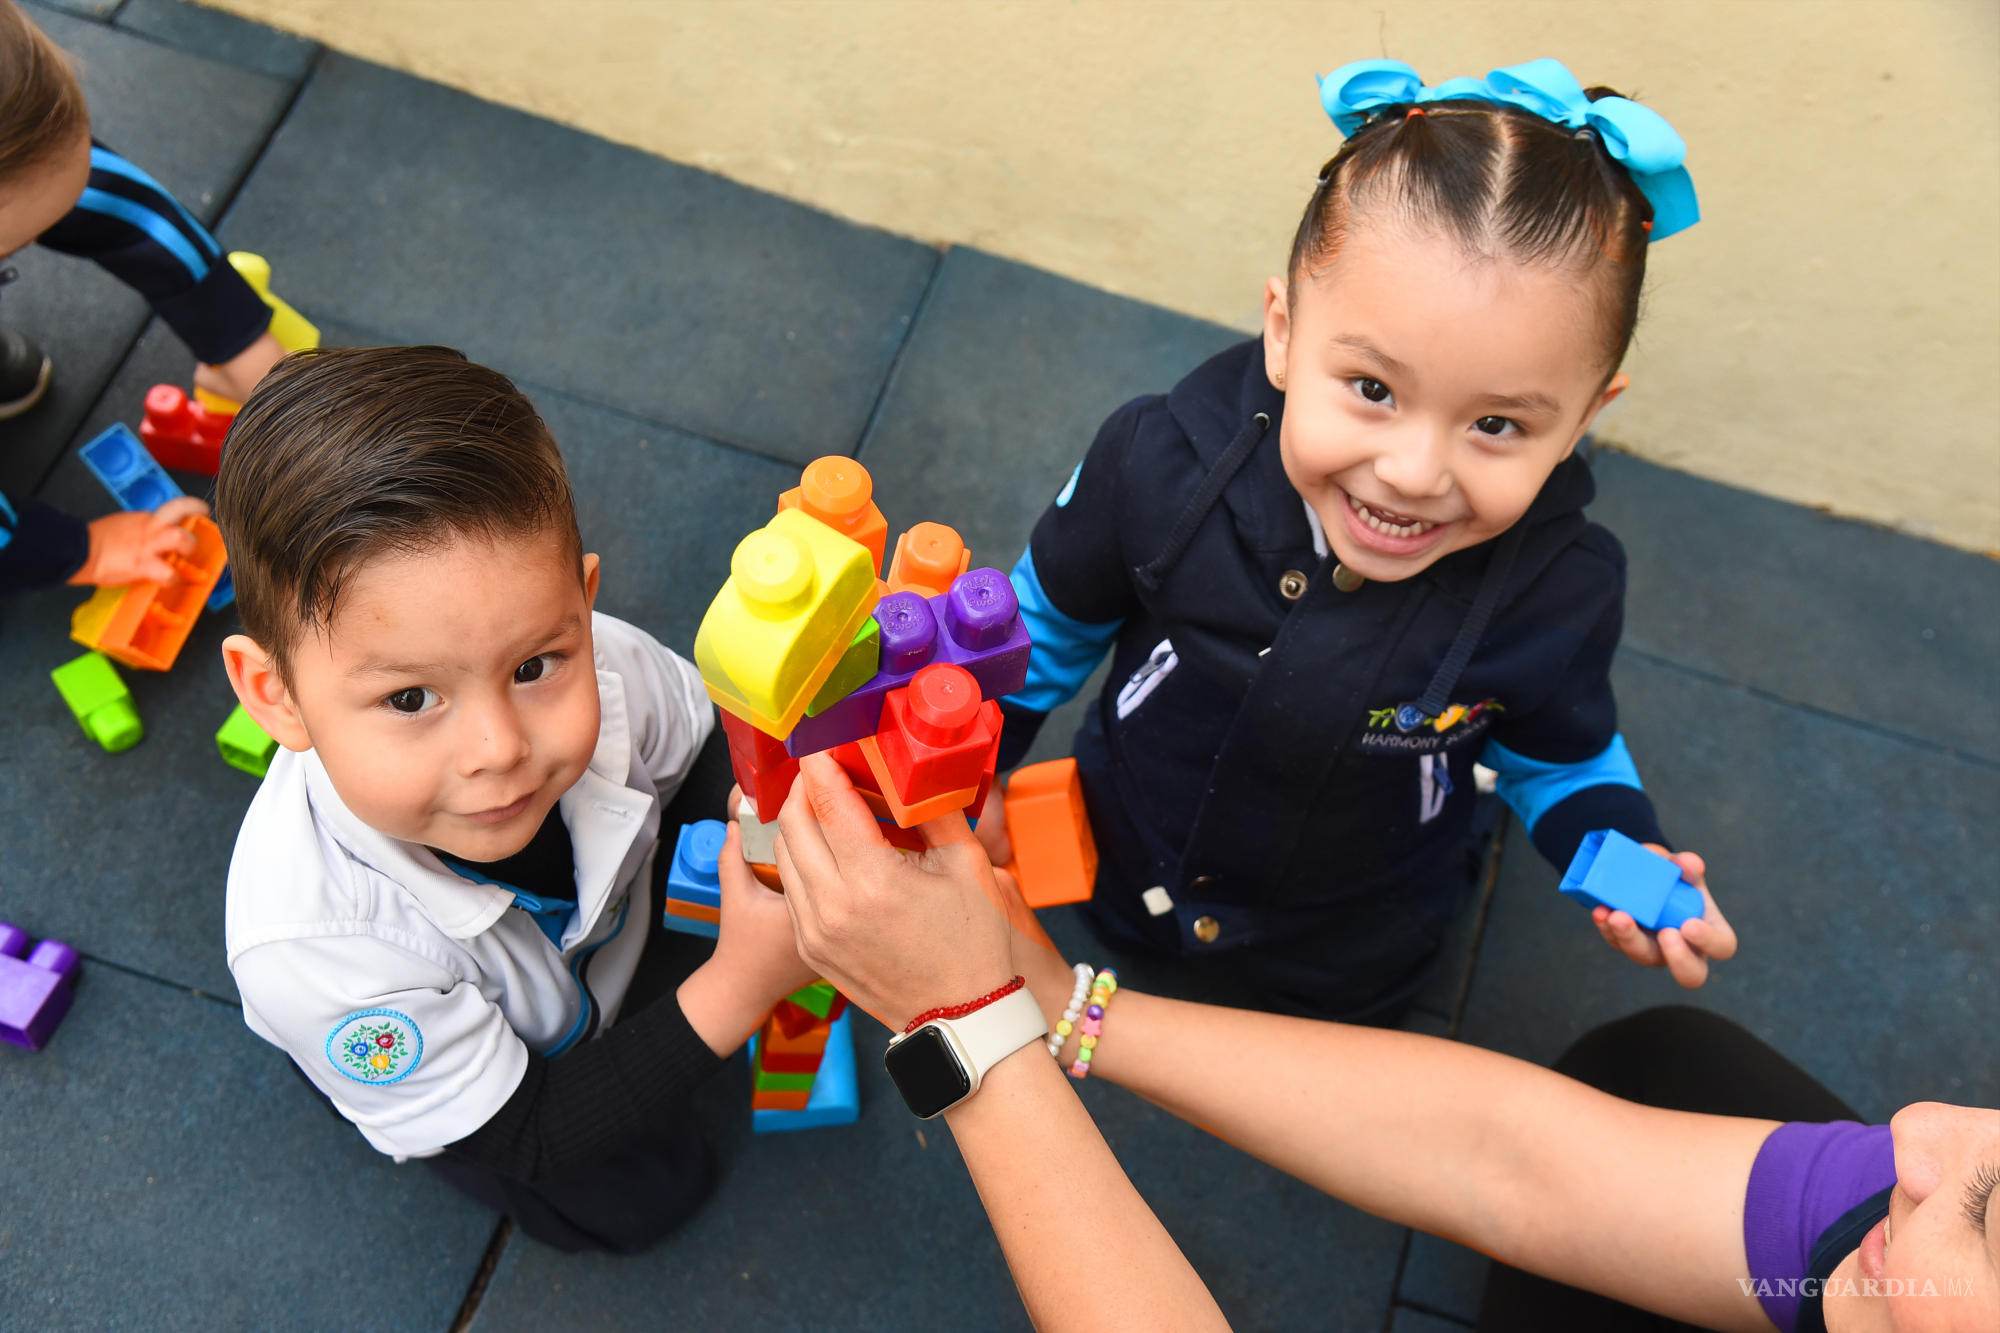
[1275,368,1286,389]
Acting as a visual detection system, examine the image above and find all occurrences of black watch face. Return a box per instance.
[884,1025,973,1119]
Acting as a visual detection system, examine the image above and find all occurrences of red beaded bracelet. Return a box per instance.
[901,976,1026,1035]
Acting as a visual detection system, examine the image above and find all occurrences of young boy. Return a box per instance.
[0,0,284,597]
[217,346,815,1254]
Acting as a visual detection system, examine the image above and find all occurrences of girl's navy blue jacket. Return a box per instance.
[998,338,1666,958]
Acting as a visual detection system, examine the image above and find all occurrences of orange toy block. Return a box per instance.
[70,516,228,671]
[665,899,721,926]
[1001,758,1099,907]
[138,384,234,476]
[778,456,887,573]
[886,522,971,598]
[751,1089,812,1111]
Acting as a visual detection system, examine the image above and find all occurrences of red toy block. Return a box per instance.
[752,1089,812,1111]
[1001,758,1098,907]
[886,522,971,598]
[721,708,800,820]
[138,384,234,476]
[876,664,1002,803]
[778,456,887,573]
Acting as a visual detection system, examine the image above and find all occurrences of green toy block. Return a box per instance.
[786,980,840,1020]
[804,617,881,717]
[753,1067,819,1093]
[50,652,142,753]
[216,704,278,777]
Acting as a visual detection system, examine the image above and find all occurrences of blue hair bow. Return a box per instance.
[1316,57,1699,242]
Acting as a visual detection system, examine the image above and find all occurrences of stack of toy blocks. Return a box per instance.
[748,980,858,1132]
[0,922,79,1052]
[694,456,1032,858]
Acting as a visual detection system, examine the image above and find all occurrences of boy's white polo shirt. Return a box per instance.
[225,612,712,1160]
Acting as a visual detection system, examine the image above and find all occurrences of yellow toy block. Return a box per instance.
[694,508,880,739]
[192,253,320,414]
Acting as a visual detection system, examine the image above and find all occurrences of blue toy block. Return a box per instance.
[0,921,80,1052]
[663,820,725,938]
[749,1009,859,1133]
[1559,829,1705,931]
[76,424,235,611]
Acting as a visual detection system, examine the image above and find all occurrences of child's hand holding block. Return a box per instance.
[1559,829,1704,932]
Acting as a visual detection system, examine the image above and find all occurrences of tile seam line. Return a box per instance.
[1618,646,2000,772]
[1393,1295,1480,1327]
[73,950,241,1008]
[851,243,948,461]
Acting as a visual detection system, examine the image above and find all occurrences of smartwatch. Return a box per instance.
[883,988,1049,1119]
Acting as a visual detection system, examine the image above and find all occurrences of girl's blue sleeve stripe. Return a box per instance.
[1480,733,1644,834]
[75,187,209,281]
[1004,547,1123,713]
[88,148,220,258]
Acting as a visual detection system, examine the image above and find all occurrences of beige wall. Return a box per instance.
[210,0,1999,552]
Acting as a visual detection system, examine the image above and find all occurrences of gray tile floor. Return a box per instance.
[2,4,1994,1329]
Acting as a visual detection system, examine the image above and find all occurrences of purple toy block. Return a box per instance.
[928,568,1030,700]
[786,592,938,758]
[0,921,79,1052]
[785,571,1034,759]
[1558,830,1705,932]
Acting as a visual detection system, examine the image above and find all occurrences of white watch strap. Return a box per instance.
[936,988,1049,1093]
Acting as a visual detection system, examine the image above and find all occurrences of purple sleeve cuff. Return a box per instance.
[1743,1121,1897,1330]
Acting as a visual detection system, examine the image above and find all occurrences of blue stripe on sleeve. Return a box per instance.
[88,148,220,259]
[75,187,210,281]
[1481,733,1644,834]
[1004,547,1124,713]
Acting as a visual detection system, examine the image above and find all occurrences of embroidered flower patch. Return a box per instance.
[325,1009,422,1085]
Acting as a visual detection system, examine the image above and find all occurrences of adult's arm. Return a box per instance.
[776,754,1229,1333]
[1014,938,1778,1333]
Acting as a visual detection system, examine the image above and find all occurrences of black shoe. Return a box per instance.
[0,327,51,419]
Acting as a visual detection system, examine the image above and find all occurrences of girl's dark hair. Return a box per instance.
[0,1,88,183]
[1289,91,1654,371]
[215,345,581,682]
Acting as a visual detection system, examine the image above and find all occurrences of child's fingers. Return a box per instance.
[1656,926,1711,989]
[1679,887,1738,962]
[1593,906,1664,965]
[152,496,209,525]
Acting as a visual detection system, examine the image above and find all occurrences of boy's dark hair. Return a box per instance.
[216,346,581,682]
[0,1,87,183]
[1290,91,1652,372]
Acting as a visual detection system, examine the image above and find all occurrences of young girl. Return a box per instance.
[978,57,1735,1024]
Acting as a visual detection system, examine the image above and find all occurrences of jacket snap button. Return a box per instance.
[1190,875,1217,893]
[1279,570,1307,600]
[1193,915,1221,944]
[1332,563,1365,593]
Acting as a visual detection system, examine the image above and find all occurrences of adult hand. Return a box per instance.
[69,496,209,587]
[1592,847,1738,988]
[775,752,1014,1032]
[193,330,286,406]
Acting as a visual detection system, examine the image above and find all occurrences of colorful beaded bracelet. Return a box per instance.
[900,976,1026,1035]
[1068,969,1118,1079]
[1047,962,1095,1057]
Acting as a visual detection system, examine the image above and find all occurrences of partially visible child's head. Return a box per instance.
[0,1,91,255]
[218,347,602,861]
[1265,70,1667,584]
